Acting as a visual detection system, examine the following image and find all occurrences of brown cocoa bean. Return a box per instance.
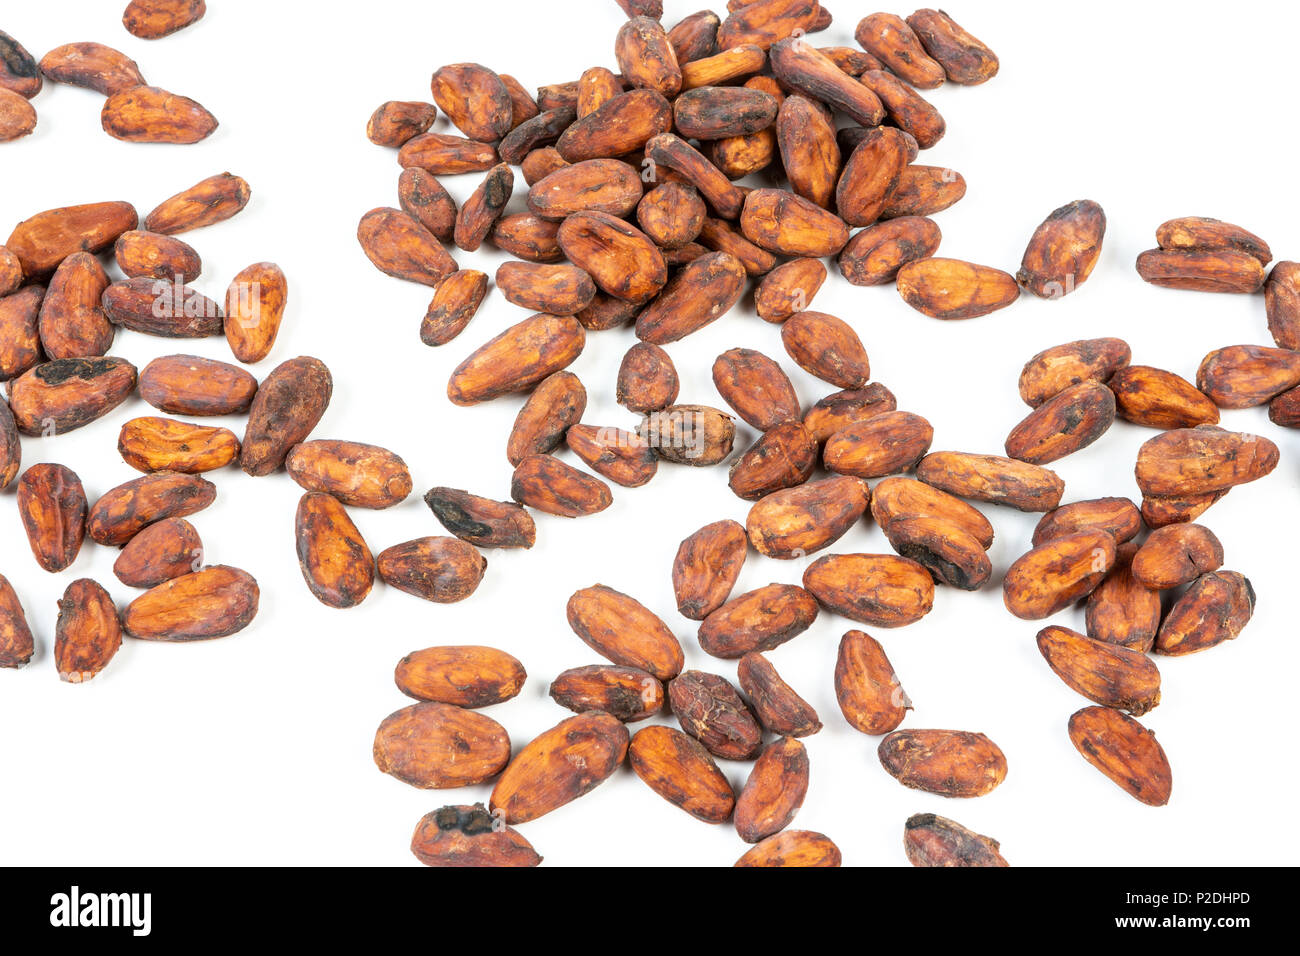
[1197,344,1300,409]
[839,216,942,286]
[728,422,817,500]
[804,384,898,443]
[118,416,240,474]
[395,645,526,707]
[628,724,735,823]
[55,579,120,683]
[139,354,257,416]
[1019,337,1131,407]
[549,665,663,722]
[1003,530,1117,620]
[905,9,1000,85]
[0,573,34,668]
[735,736,809,843]
[836,629,911,735]
[511,454,613,517]
[824,410,934,478]
[1017,200,1106,298]
[1037,625,1162,715]
[878,729,1008,797]
[454,163,514,253]
[399,132,499,174]
[16,463,87,573]
[528,159,642,220]
[87,471,215,546]
[769,37,884,126]
[38,42,143,95]
[916,451,1064,512]
[5,201,138,276]
[746,474,869,559]
[295,492,375,608]
[285,440,412,510]
[1033,497,1142,547]
[420,269,488,347]
[803,552,935,627]
[781,310,870,388]
[377,537,486,604]
[1135,248,1265,292]
[1109,365,1219,430]
[699,583,818,659]
[668,670,763,760]
[1155,570,1254,656]
[1068,706,1171,806]
[241,356,332,476]
[101,86,217,144]
[1004,382,1116,465]
[490,712,628,823]
[430,63,513,143]
[423,487,536,550]
[897,257,1019,319]
[870,475,994,548]
[367,100,436,147]
[756,258,827,322]
[555,89,673,161]
[0,286,44,381]
[1135,425,1278,497]
[1084,542,1162,652]
[374,702,511,789]
[558,211,667,303]
[410,804,540,868]
[143,172,249,235]
[734,830,841,867]
[7,357,137,435]
[738,652,822,737]
[617,342,679,413]
[112,517,202,588]
[855,13,945,88]
[123,565,259,640]
[506,370,586,464]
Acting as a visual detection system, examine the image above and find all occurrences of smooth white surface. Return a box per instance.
[1,0,1297,867]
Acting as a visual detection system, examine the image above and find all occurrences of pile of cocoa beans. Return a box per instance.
[1,10,215,147]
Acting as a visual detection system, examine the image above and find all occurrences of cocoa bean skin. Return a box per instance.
[904,814,1007,867]
[399,132,499,174]
[1,30,42,97]
[1017,200,1106,298]
[839,217,942,286]
[285,440,412,510]
[491,213,560,263]
[87,471,215,546]
[823,410,934,478]
[756,258,827,322]
[399,168,457,243]
[699,583,819,659]
[747,474,870,559]
[871,476,995,549]
[506,370,586,466]
[55,579,121,683]
[858,70,946,149]
[549,665,663,722]
[496,262,596,316]
[1265,261,1300,349]
[836,629,911,735]
[617,342,679,413]
[139,354,257,417]
[410,804,540,868]
[855,12,945,89]
[674,86,777,140]
[0,573,35,668]
[878,729,1008,798]
[1085,542,1162,652]
[769,37,884,127]
[122,0,206,39]
[781,311,870,388]
[637,182,706,249]
[905,9,1000,85]
[804,384,898,444]
[668,670,763,760]
[776,95,839,210]
[734,830,841,867]
[1068,706,1171,806]
[16,463,87,572]
[38,42,144,96]
[374,702,511,790]
[1019,338,1131,408]
[1109,365,1219,430]
[628,724,735,824]
[122,565,259,641]
[101,86,218,144]
[1135,248,1265,293]
[490,712,629,824]
[728,422,817,500]
[114,230,201,283]
[635,251,747,344]
[1135,426,1278,497]
[1003,530,1117,621]
[836,127,909,227]
[295,492,375,609]
[565,424,658,488]
[224,261,287,364]
[1004,382,1116,465]
[367,101,436,147]
[1155,570,1254,656]
[395,646,526,707]
[555,89,673,162]
[640,404,735,466]
[917,451,1065,512]
[529,159,642,220]
[511,454,613,518]
[240,357,332,476]
[0,400,19,489]
[376,537,487,604]
[1131,524,1223,590]
[1197,344,1300,409]
[567,584,684,679]
[118,416,241,474]
[357,207,457,287]
[883,515,992,591]
[39,252,113,359]
[616,16,683,99]
[712,347,799,430]
[1155,216,1271,264]
[5,201,138,277]
[672,519,747,621]
[454,164,514,253]
[734,737,809,843]
[1037,625,1162,715]
[738,652,822,737]
[896,257,1019,319]
[421,269,488,347]
[1033,497,1141,548]
[802,552,935,627]
[143,173,249,235]
[423,487,536,550]
[430,63,513,143]
[113,517,202,588]
[6,357,137,436]
[1,285,45,381]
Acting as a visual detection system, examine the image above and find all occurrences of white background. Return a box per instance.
[1,0,1297,867]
